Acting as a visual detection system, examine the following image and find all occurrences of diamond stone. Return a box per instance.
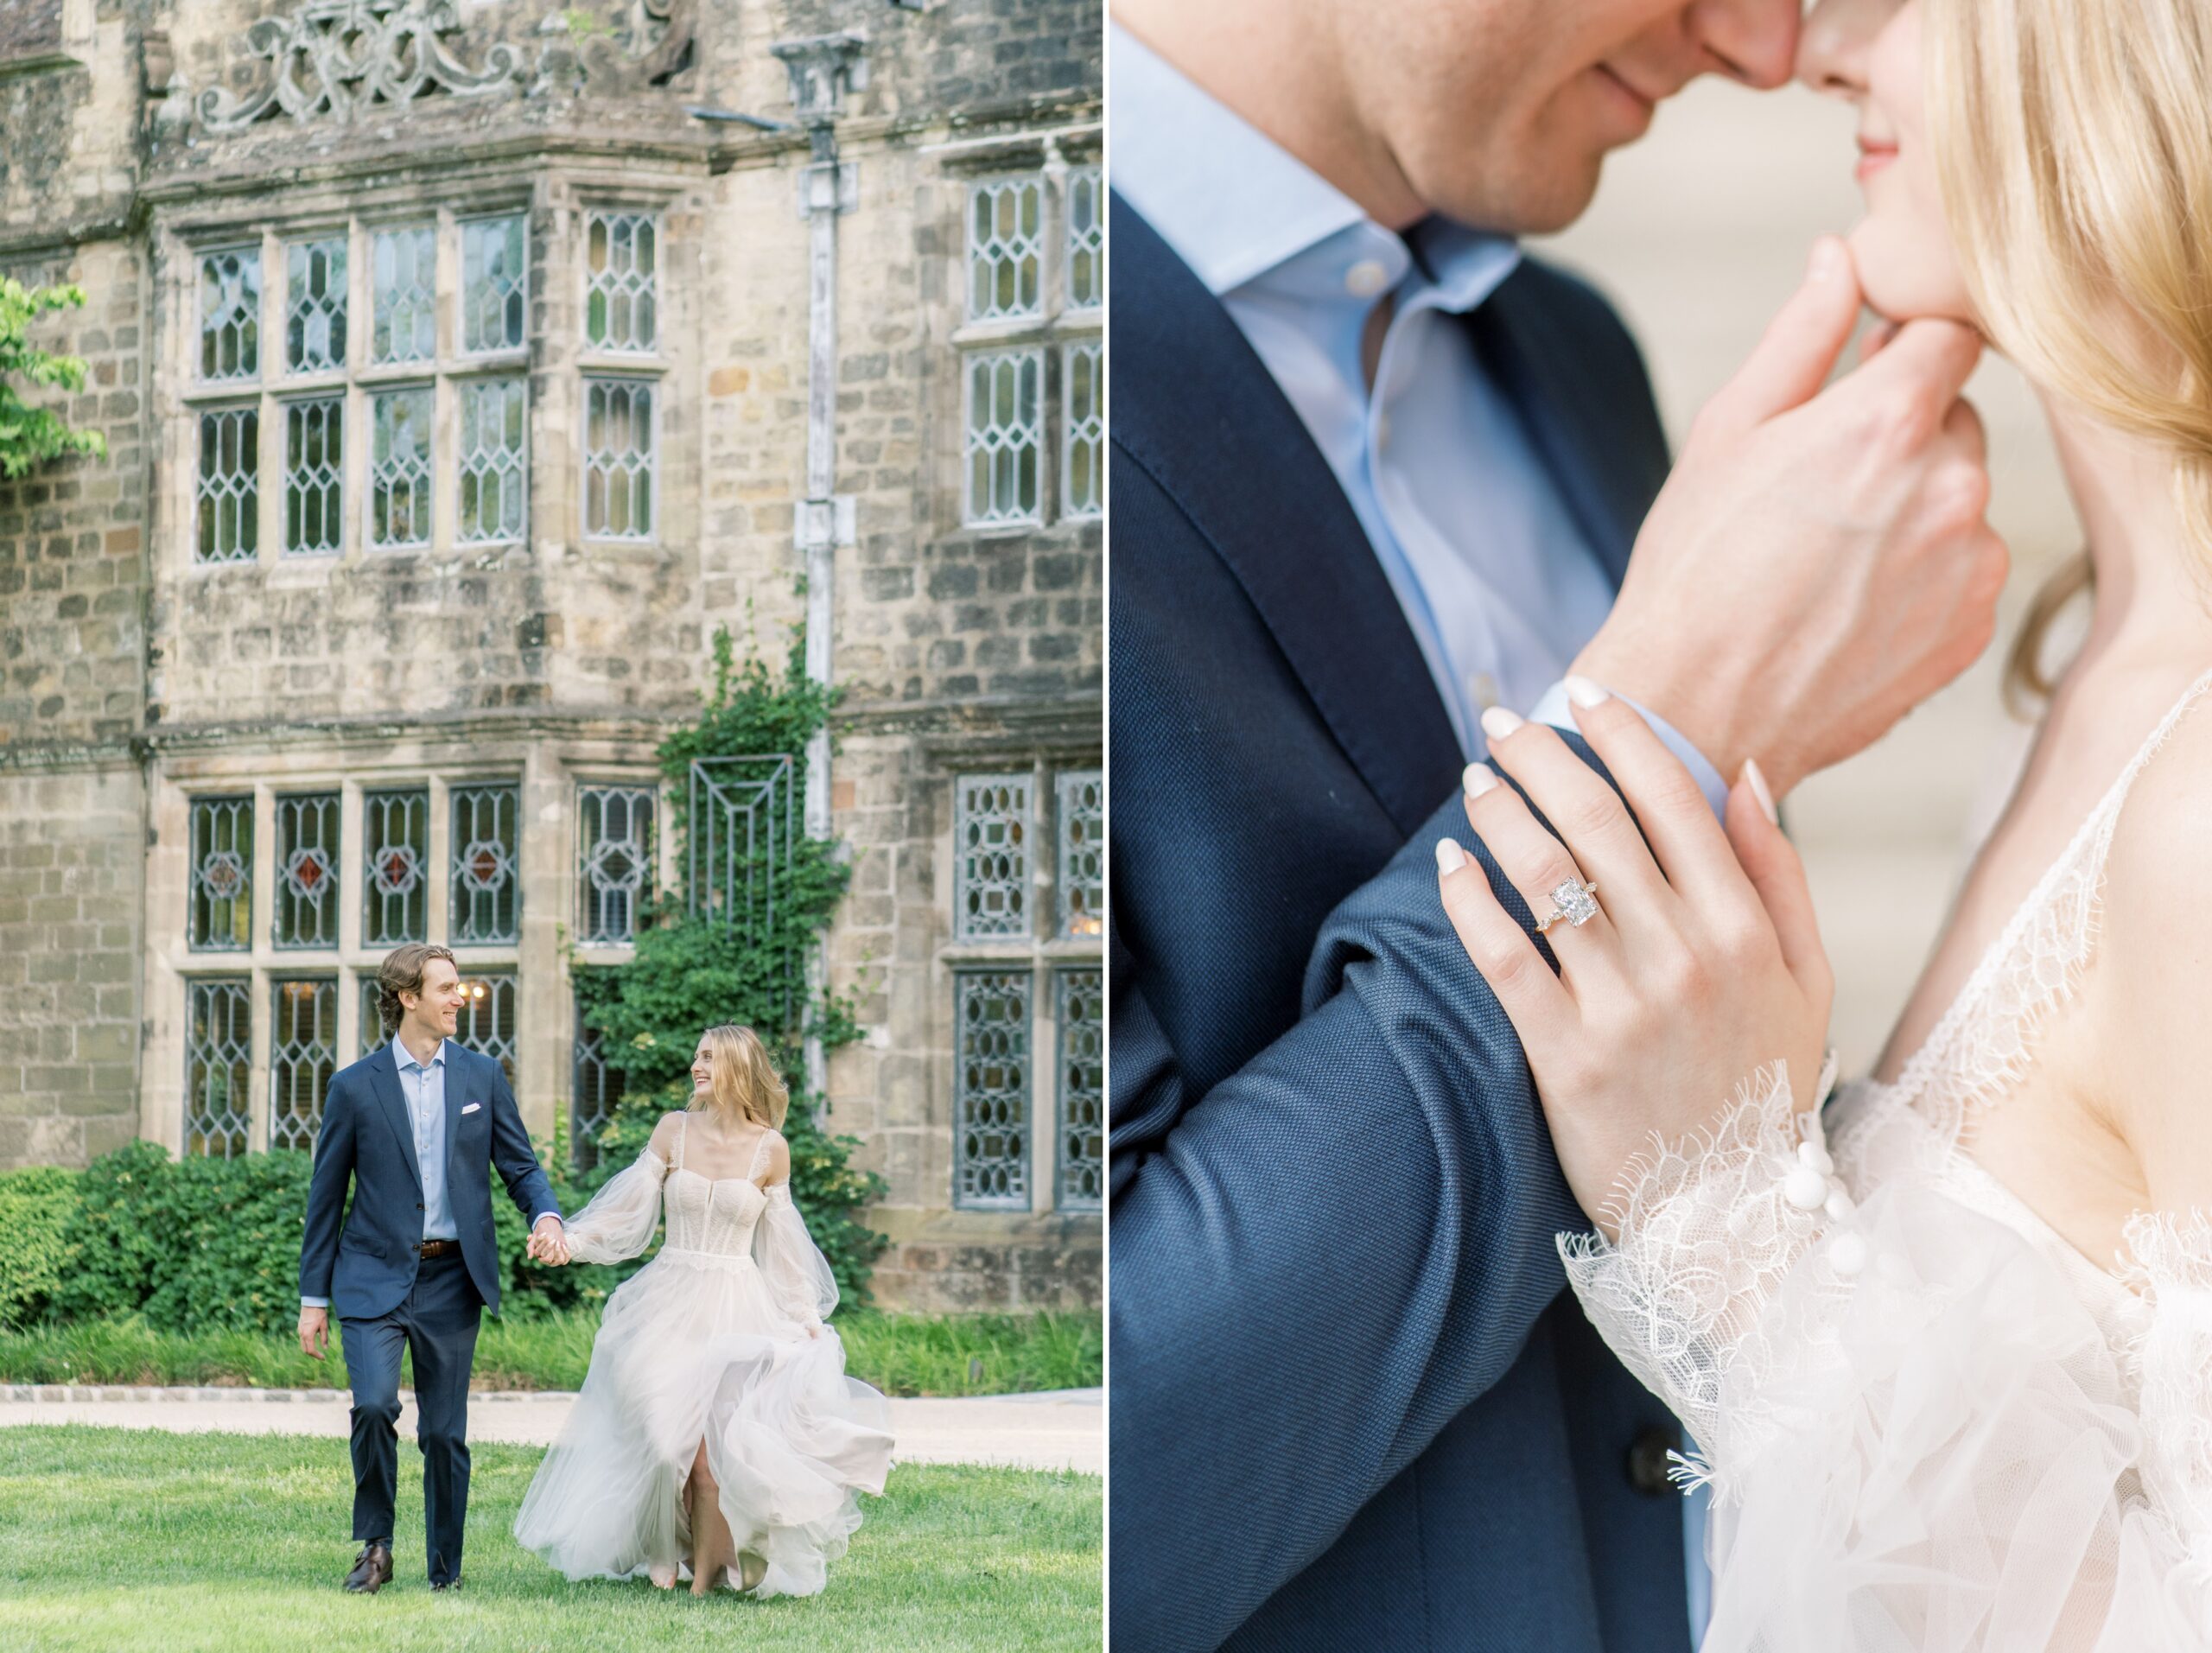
[1547,877,1599,928]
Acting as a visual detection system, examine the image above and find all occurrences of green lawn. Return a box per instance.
[0,1426,1100,1652]
[0,1307,1101,1398]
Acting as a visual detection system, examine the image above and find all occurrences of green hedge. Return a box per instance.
[17,1138,726,1339]
[0,1165,79,1328]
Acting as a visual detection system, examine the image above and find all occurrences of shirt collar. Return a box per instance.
[1108,22,1522,311]
[391,1033,446,1074]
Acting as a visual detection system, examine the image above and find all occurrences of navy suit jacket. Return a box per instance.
[1109,193,1695,1653]
[299,1040,558,1320]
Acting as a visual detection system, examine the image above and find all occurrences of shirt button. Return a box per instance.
[1626,1423,1683,1497]
[1344,258,1390,298]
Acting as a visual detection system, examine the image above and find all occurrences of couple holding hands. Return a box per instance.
[296,942,892,1601]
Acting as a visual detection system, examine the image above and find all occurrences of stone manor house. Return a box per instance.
[0,0,1102,1310]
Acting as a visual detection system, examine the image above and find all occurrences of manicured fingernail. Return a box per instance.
[1564,675,1610,709]
[1741,758,1779,825]
[1479,706,1523,742]
[1462,762,1499,798]
[1435,837,1467,874]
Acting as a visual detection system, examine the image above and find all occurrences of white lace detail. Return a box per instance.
[1547,664,2212,1649]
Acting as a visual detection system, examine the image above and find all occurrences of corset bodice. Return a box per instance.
[661,1167,767,1258]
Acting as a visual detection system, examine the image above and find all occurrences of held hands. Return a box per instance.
[1573,237,2006,798]
[1435,685,1833,1242]
[527,1214,571,1267]
[298,1304,328,1361]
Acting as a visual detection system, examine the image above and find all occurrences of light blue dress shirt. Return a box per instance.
[1110,24,1728,819]
[1111,23,1715,1640]
[301,1033,561,1313]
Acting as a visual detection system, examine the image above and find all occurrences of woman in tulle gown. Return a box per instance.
[513,1024,893,1598]
[1427,1,2212,1646]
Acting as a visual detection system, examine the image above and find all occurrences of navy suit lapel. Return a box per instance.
[368,1045,423,1192]
[1110,193,1464,838]
[1468,267,1661,590]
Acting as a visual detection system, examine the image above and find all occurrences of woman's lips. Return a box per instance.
[1856,142,1898,183]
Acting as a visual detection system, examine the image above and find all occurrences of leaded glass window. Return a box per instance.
[362,788,428,945]
[955,773,1031,940]
[284,235,347,372]
[1066,165,1102,310]
[1055,968,1103,1211]
[956,969,1030,1209]
[371,224,435,366]
[188,796,253,951]
[284,397,343,555]
[1062,341,1102,522]
[369,388,432,549]
[963,348,1043,526]
[571,1001,626,1172]
[461,213,528,355]
[186,979,253,1159]
[360,976,385,1059]
[966,178,1043,321]
[456,973,518,1086]
[579,785,655,944]
[269,977,338,1152]
[584,378,654,539]
[273,792,340,949]
[1056,769,1103,938]
[585,211,658,353]
[449,783,520,944]
[198,248,261,381]
[196,407,259,564]
[458,378,528,544]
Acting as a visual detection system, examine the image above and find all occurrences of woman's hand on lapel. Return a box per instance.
[1433,679,1833,1240]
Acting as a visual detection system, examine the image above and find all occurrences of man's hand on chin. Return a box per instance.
[299,1304,328,1361]
[1577,235,2007,803]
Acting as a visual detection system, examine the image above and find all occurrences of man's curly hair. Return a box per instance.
[374,943,457,1039]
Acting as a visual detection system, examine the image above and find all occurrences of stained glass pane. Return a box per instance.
[1066,165,1102,310]
[370,388,432,550]
[956,969,1030,1210]
[584,378,654,539]
[579,785,655,945]
[285,235,347,372]
[585,212,658,353]
[196,407,260,565]
[186,979,252,1159]
[955,772,1031,940]
[188,796,253,951]
[198,249,261,381]
[449,783,520,944]
[361,788,428,945]
[457,378,527,544]
[269,977,338,1152]
[284,397,343,555]
[966,178,1043,321]
[456,973,518,1088]
[461,214,528,354]
[964,348,1043,526]
[273,792,340,948]
[1055,770,1102,938]
[370,224,435,365]
[1062,341,1102,522]
[571,991,626,1173]
[1055,968,1103,1211]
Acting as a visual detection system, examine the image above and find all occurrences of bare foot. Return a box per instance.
[649,1563,677,1590]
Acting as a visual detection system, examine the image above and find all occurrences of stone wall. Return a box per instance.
[0,0,1103,1309]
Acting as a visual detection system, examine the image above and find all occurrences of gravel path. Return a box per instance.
[0,1384,1103,1474]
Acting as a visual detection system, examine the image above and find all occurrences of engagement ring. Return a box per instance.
[1534,877,1600,934]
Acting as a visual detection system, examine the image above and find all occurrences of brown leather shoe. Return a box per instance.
[344,1541,393,1593]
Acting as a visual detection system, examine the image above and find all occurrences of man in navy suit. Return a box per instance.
[1109,2,2009,1648]
[297,943,569,1593]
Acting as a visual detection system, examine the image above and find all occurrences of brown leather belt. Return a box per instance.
[415,1238,460,1258]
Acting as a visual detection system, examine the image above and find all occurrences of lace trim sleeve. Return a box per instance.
[2120,1209,2212,1577]
[1557,1054,1852,1489]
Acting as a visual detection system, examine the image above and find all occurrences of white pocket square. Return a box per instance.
[461,1102,481,1115]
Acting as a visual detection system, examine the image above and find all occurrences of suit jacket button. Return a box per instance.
[1627,1424,1682,1497]
[416,1203,424,1211]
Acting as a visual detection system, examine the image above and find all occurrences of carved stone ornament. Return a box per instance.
[196,0,523,133]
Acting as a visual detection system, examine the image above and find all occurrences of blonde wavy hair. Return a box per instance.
[689,1023,790,1131]
[1923,0,2212,710]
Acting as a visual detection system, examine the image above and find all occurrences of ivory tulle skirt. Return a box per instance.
[512,1246,894,1598]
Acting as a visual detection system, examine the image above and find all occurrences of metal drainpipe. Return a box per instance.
[772,33,866,1103]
